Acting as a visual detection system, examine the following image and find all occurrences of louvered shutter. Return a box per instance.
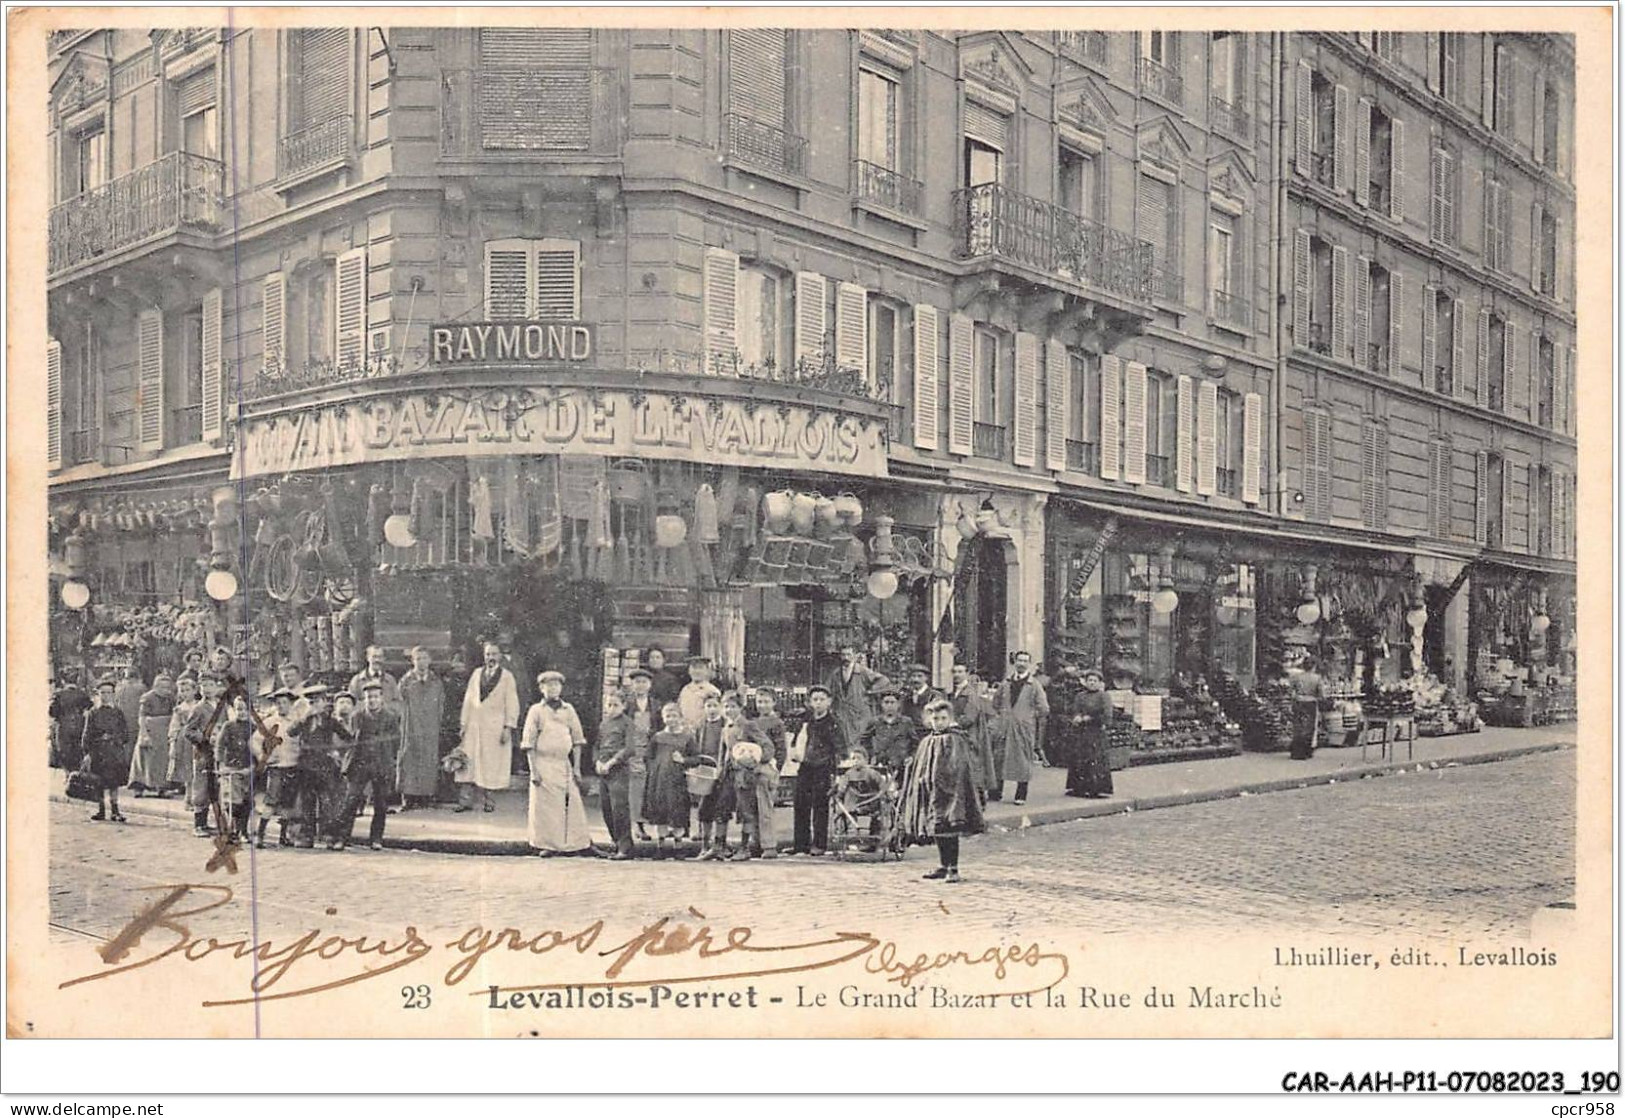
[1122,361,1147,485]
[702,248,740,374]
[535,241,581,320]
[1529,201,1543,292]
[478,30,593,151]
[1361,422,1390,531]
[1355,97,1372,206]
[176,69,215,117]
[1473,450,1488,545]
[964,101,1008,149]
[793,271,827,372]
[1389,116,1406,222]
[1532,78,1546,165]
[1499,458,1514,551]
[1013,331,1039,468]
[262,272,286,373]
[1497,185,1512,276]
[1331,245,1350,359]
[1429,443,1450,538]
[1564,471,1576,558]
[1175,374,1194,493]
[1354,256,1372,369]
[1429,149,1444,241]
[201,287,223,441]
[1426,32,1441,91]
[1241,392,1262,505]
[295,29,350,127]
[1304,410,1331,521]
[1334,84,1352,193]
[1044,338,1068,471]
[1451,297,1466,402]
[1136,174,1169,264]
[334,246,368,369]
[1475,306,1491,405]
[835,283,869,384]
[137,309,164,451]
[1099,354,1121,480]
[485,242,530,319]
[1292,229,1311,349]
[1422,285,1437,389]
[1387,271,1403,378]
[47,339,63,469]
[1442,151,1457,243]
[947,313,974,455]
[1565,345,1576,435]
[1503,319,1520,417]
[1556,215,1571,302]
[1530,328,1544,424]
[913,305,940,450]
[1294,60,1312,176]
[1494,44,1515,136]
[729,29,788,126]
[1484,180,1500,270]
[1196,378,1217,496]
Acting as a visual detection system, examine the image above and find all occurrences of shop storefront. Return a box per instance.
[1467,564,1577,727]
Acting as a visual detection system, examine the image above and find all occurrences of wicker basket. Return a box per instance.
[685,763,721,798]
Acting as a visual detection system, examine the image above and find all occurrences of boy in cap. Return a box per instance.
[214,692,256,841]
[789,684,847,856]
[289,683,351,849]
[180,673,226,836]
[901,663,945,731]
[859,684,918,774]
[80,677,131,822]
[621,667,657,842]
[594,689,637,859]
[336,678,402,850]
[254,686,302,848]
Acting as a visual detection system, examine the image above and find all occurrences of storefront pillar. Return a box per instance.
[1443,583,1470,693]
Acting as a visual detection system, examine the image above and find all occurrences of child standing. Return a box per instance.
[727,736,765,860]
[214,693,256,841]
[691,694,733,860]
[747,691,787,858]
[594,690,636,859]
[80,677,131,823]
[642,702,695,858]
[254,687,301,848]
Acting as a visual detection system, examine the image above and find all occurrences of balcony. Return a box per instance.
[66,428,100,466]
[1434,365,1454,396]
[1146,453,1171,487]
[1058,31,1108,65]
[277,114,355,186]
[1066,439,1100,474]
[972,422,1006,460]
[1310,149,1335,188]
[168,404,203,446]
[1150,263,1183,305]
[952,183,1159,308]
[1210,94,1250,141]
[48,152,225,278]
[1139,56,1184,106]
[1217,466,1238,498]
[853,159,922,217]
[723,113,807,179]
[1212,289,1250,330]
[440,68,622,160]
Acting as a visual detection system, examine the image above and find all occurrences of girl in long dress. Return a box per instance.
[898,699,986,884]
[642,702,696,857]
[1064,667,1115,798]
[521,671,594,856]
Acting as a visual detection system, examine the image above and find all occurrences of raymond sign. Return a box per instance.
[232,388,889,480]
[430,321,594,365]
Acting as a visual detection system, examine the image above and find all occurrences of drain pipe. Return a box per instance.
[1269,31,1288,518]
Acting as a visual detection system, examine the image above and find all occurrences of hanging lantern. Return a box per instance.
[205,567,239,602]
[1531,612,1551,633]
[654,495,688,549]
[1296,598,1322,626]
[1152,586,1180,614]
[1405,605,1429,630]
[866,562,900,601]
[814,494,839,536]
[64,531,88,575]
[383,466,416,548]
[60,579,91,610]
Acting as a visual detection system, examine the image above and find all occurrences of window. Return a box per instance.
[473,29,594,154]
[1534,464,1553,554]
[1137,171,1179,298]
[1308,235,1333,355]
[70,126,105,198]
[1216,389,1242,496]
[1367,262,1392,372]
[1143,31,1172,64]
[1537,209,1558,296]
[1429,146,1459,246]
[964,136,1001,189]
[1367,104,1395,211]
[1434,32,1463,104]
[1072,352,1099,444]
[174,69,218,160]
[483,239,583,320]
[737,268,784,371]
[857,68,899,170]
[1144,372,1171,485]
[1483,451,1505,548]
[1541,81,1561,171]
[869,299,899,398]
[963,135,1004,255]
[1484,177,1512,272]
[1537,335,1555,427]
[1208,211,1244,326]
[1311,72,1335,186]
[1209,32,1248,136]
[1058,145,1100,222]
[288,29,352,133]
[1486,312,1507,411]
[1139,32,1182,104]
[973,328,1001,424]
[1492,41,1516,137]
[1432,289,1455,394]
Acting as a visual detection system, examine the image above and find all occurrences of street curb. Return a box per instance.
[51,740,1574,856]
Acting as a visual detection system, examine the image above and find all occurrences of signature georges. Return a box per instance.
[59,884,1071,1007]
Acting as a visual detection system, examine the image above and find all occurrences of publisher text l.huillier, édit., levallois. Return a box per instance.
[1273,945,1558,967]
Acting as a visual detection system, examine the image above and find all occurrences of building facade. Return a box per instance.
[43,26,1577,751]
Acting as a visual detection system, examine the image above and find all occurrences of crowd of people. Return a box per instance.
[49,639,1121,881]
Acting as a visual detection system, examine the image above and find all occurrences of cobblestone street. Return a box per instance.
[49,750,1575,948]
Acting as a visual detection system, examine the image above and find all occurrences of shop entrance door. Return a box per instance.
[974,540,1008,677]
[1423,584,1451,680]
[505,576,609,774]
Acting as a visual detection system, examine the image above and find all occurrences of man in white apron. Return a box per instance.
[456,641,519,812]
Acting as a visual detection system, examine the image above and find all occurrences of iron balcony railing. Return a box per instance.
[853,159,923,216]
[441,68,622,157]
[1139,56,1184,105]
[1058,30,1109,65]
[723,113,808,178]
[952,182,1159,305]
[48,152,225,276]
[1434,365,1454,396]
[278,114,354,179]
[1217,467,1238,498]
[1212,289,1250,329]
[1145,453,1171,487]
[1066,439,1100,474]
[67,428,100,466]
[1210,94,1250,140]
[1150,262,1183,304]
[973,422,1006,460]
[168,404,203,446]
[1368,342,1389,373]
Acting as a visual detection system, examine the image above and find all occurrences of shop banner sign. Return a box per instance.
[232,389,889,480]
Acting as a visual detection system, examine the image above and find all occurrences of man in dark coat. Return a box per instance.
[289,684,353,848]
[858,685,918,773]
[49,673,92,771]
[80,678,131,822]
[335,680,401,850]
[180,673,227,837]
[900,663,945,730]
[790,684,847,856]
[822,645,886,749]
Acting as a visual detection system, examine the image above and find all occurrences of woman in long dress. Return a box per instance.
[898,699,985,884]
[1064,667,1115,798]
[165,673,201,793]
[521,671,594,856]
[127,673,175,796]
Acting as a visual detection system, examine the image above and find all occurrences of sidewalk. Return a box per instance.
[53,723,1576,855]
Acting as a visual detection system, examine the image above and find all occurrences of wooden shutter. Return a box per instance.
[1241,392,1262,505]
[1330,245,1350,359]
[1175,374,1194,493]
[535,240,581,320]
[1529,201,1543,292]
[1475,306,1491,406]
[1565,345,1576,435]
[200,287,223,441]
[1334,83,1352,193]
[1499,458,1514,551]
[1429,442,1452,538]
[47,338,62,469]
[1355,97,1371,206]
[135,309,164,451]
[1122,361,1147,485]
[262,272,286,373]
[175,68,216,117]
[1044,338,1068,471]
[1354,256,1372,369]
[1532,78,1546,165]
[912,304,940,451]
[729,29,787,125]
[1389,115,1405,222]
[1013,331,1039,467]
[1564,471,1576,558]
[1422,285,1437,390]
[947,312,974,455]
[835,283,869,384]
[1426,31,1442,91]
[1099,354,1121,480]
[793,271,827,372]
[1136,173,1169,262]
[1361,421,1389,530]
[334,246,368,369]
[1293,60,1312,176]
[485,241,530,319]
[1304,410,1331,521]
[1473,450,1489,545]
[1503,319,1519,417]
[702,248,740,374]
[1429,149,1444,241]
[1451,297,1466,402]
[1380,271,1400,380]
[1292,229,1311,349]
[1196,378,1217,496]
[295,29,350,127]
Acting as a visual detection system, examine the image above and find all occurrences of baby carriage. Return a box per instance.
[827,753,904,861]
